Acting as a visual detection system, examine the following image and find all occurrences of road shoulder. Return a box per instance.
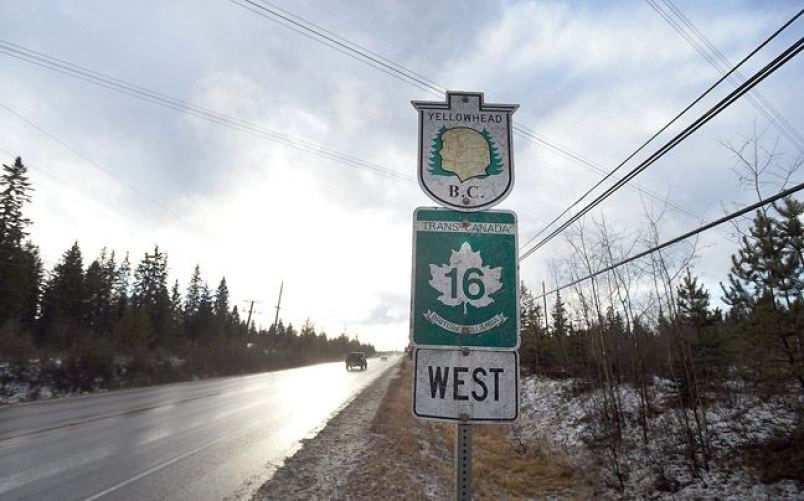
[253,360,401,499]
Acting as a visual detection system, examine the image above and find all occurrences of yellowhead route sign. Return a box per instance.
[412,91,518,212]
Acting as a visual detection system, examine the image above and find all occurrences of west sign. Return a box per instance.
[413,349,519,422]
[411,208,519,350]
[412,91,518,212]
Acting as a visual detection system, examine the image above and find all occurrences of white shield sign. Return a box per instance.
[412,91,518,212]
[413,348,519,423]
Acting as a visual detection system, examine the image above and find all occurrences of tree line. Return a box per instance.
[0,156,375,397]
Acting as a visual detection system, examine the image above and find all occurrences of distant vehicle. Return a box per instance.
[380,356,388,361]
[345,352,367,371]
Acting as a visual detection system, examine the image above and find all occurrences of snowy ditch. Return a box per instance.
[516,375,802,499]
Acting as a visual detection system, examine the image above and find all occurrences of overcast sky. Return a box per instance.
[1,0,802,350]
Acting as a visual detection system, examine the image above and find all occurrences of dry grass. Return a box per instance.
[474,426,594,499]
[343,358,453,498]
[435,423,594,499]
[344,357,595,499]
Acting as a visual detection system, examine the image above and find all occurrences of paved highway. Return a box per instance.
[0,356,398,500]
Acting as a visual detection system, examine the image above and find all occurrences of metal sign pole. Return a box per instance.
[455,421,473,500]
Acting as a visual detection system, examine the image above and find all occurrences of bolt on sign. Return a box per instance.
[413,349,519,422]
[411,208,520,350]
[412,91,518,212]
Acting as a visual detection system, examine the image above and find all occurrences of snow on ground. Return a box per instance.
[517,375,803,499]
[0,361,61,404]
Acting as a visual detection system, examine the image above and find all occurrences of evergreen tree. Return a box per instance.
[775,197,804,305]
[519,283,544,371]
[551,291,569,338]
[677,271,717,328]
[113,252,131,318]
[0,242,42,333]
[0,157,32,246]
[214,277,230,322]
[721,209,787,314]
[170,279,182,319]
[132,247,169,309]
[85,249,117,336]
[185,265,203,321]
[132,246,171,347]
[212,277,230,341]
[169,279,184,346]
[605,306,626,335]
[184,265,203,343]
[520,283,542,334]
[114,306,151,355]
[721,202,804,388]
[230,305,244,342]
[40,241,87,348]
[17,242,43,332]
[0,156,39,331]
[195,282,216,344]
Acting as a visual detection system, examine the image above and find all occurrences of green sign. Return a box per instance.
[411,208,519,350]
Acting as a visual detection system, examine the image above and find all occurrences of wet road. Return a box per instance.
[0,356,398,500]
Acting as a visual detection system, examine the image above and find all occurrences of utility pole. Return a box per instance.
[272,281,284,331]
[542,281,549,333]
[245,301,255,332]
[241,299,262,346]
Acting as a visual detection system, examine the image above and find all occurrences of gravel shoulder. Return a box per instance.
[252,359,403,499]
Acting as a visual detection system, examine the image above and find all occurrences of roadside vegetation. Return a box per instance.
[0,155,375,402]
[517,131,802,495]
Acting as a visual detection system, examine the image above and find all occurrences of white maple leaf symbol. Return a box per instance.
[429,242,503,314]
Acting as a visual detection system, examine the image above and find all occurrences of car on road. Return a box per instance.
[345,352,367,371]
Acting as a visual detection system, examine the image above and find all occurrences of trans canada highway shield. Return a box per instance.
[410,207,519,350]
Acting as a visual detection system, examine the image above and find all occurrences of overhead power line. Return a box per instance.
[0,102,218,242]
[0,144,153,234]
[229,0,444,96]
[520,34,804,262]
[533,180,804,300]
[518,7,804,253]
[512,123,706,223]
[227,0,712,225]
[647,0,804,153]
[0,40,414,184]
[661,0,804,150]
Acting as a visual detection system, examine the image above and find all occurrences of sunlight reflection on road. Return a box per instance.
[0,356,399,501]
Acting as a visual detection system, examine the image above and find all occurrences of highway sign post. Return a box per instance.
[410,91,520,501]
[411,208,519,350]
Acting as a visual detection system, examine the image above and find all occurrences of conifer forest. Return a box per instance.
[0,156,375,398]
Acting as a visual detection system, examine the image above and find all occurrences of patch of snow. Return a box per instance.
[517,375,803,499]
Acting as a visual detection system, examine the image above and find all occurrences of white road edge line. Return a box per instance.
[84,429,236,501]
